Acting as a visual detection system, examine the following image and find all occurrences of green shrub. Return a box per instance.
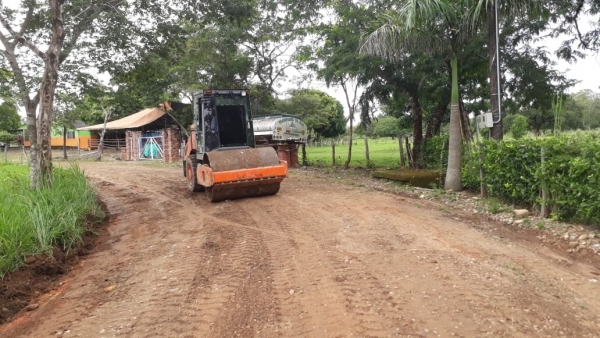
[509,114,529,139]
[462,132,600,225]
[420,135,449,170]
[0,131,15,145]
[0,164,104,276]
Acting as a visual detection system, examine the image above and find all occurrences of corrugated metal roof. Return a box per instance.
[77,107,166,131]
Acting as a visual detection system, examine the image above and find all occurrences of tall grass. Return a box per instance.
[0,164,104,277]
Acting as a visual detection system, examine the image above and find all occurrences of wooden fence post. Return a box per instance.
[405,137,413,169]
[398,136,405,168]
[364,134,370,165]
[541,147,547,218]
[474,123,486,197]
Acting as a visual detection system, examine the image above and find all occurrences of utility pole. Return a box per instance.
[488,0,503,139]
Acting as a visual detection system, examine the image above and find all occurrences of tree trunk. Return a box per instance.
[444,56,462,192]
[410,94,423,168]
[364,134,370,165]
[37,0,67,187]
[63,126,68,159]
[38,82,54,187]
[398,135,405,167]
[488,0,503,140]
[405,137,413,168]
[301,143,307,166]
[344,114,353,169]
[459,100,472,142]
[3,145,7,163]
[96,110,112,161]
[425,100,447,139]
[331,139,336,166]
[27,103,40,188]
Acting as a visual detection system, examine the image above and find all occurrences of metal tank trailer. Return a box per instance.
[253,114,307,168]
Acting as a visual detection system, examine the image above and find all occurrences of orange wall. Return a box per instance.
[23,136,100,150]
[51,137,79,147]
[78,136,99,150]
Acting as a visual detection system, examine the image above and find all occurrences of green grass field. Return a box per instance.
[0,163,104,276]
[305,137,403,168]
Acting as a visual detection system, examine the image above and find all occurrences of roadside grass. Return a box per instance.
[0,163,104,277]
[306,137,401,168]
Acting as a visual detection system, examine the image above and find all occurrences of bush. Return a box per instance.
[509,114,528,139]
[0,131,15,144]
[0,164,104,276]
[420,135,449,170]
[462,132,600,225]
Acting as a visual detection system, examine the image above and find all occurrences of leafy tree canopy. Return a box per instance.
[0,101,20,131]
[275,89,346,139]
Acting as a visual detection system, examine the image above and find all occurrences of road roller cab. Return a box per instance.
[183,89,288,202]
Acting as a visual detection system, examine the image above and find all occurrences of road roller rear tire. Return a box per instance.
[186,158,205,192]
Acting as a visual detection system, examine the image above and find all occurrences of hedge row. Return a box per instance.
[422,132,600,225]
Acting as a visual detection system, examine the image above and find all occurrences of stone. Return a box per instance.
[578,234,589,241]
[25,304,39,311]
[568,241,579,248]
[24,255,36,264]
[513,209,529,218]
[514,220,524,225]
[1,308,8,312]
[289,289,295,295]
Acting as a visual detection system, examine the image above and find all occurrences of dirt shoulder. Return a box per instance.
[1,163,599,337]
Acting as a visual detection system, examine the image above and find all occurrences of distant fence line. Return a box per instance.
[86,138,126,150]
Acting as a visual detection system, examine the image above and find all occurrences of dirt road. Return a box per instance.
[2,162,600,337]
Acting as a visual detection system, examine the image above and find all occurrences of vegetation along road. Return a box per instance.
[2,162,600,337]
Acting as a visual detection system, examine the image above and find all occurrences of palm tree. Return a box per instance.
[361,0,484,191]
[361,0,537,189]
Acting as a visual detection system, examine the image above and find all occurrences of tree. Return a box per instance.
[572,90,600,130]
[54,94,79,160]
[367,51,451,168]
[0,101,19,131]
[0,0,189,187]
[275,89,346,139]
[0,130,15,162]
[509,114,528,139]
[0,0,132,187]
[361,0,491,191]
[371,116,404,138]
[552,0,600,60]
[311,2,379,169]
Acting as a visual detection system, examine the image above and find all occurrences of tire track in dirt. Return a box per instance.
[278,179,600,337]
[273,194,420,337]
[177,201,276,338]
[83,179,204,337]
[237,200,353,337]
[233,193,421,337]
